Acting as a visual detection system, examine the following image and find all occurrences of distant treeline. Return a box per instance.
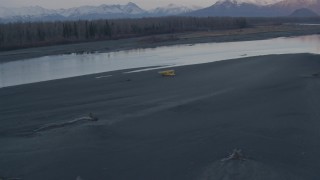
[246,17,320,25]
[0,16,319,50]
[0,17,247,50]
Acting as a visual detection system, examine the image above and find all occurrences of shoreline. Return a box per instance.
[0,24,319,62]
[1,53,320,179]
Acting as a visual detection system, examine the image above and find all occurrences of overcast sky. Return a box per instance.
[0,0,218,9]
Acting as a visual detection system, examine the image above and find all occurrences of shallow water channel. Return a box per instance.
[1,35,320,88]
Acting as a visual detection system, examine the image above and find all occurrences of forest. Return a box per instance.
[0,16,319,50]
[0,17,247,50]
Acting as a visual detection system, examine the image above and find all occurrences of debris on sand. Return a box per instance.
[200,152,289,180]
[221,149,246,162]
[88,113,99,121]
[33,113,99,132]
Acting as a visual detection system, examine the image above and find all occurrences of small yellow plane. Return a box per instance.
[158,70,176,77]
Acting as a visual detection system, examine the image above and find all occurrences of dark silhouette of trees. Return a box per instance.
[0,17,251,50]
[0,16,317,50]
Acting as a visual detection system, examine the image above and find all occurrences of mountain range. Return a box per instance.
[0,3,146,22]
[187,0,320,17]
[0,0,319,23]
[0,2,200,22]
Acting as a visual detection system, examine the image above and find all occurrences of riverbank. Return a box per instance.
[1,53,320,180]
[0,24,319,62]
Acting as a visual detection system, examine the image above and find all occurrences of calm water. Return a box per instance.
[1,35,320,88]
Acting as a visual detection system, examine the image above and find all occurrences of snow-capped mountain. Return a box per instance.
[0,2,202,22]
[58,2,146,17]
[1,0,320,23]
[150,4,201,16]
[0,6,64,23]
[0,2,147,22]
[186,0,320,17]
[270,0,320,14]
[0,6,56,18]
[215,0,281,6]
[187,0,269,17]
[240,0,282,5]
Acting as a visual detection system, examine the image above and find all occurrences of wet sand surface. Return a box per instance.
[1,54,320,180]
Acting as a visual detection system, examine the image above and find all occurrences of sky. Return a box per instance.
[0,0,216,9]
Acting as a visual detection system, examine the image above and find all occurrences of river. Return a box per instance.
[0,34,320,88]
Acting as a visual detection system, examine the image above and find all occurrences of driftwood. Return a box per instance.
[221,149,246,162]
